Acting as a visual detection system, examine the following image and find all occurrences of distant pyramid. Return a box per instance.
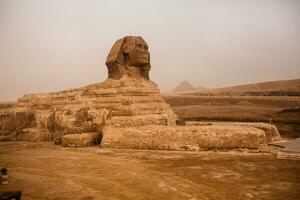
[173,81,195,92]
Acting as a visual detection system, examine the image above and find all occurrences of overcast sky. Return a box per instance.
[0,0,300,100]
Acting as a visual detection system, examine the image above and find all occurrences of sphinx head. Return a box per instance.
[106,36,151,80]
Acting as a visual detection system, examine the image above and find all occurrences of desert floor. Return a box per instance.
[0,142,299,200]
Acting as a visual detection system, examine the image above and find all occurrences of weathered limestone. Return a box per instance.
[16,128,52,142]
[0,109,35,136]
[233,122,281,142]
[102,125,269,151]
[62,132,101,147]
[186,122,281,142]
[185,121,213,126]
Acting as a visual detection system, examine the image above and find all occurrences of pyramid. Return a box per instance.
[173,81,195,92]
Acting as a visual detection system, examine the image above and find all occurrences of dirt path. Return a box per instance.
[0,142,299,200]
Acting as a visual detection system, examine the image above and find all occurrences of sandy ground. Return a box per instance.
[0,142,300,200]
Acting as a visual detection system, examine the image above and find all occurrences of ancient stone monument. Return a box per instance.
[0,36,176,146]
[0,36,280,150]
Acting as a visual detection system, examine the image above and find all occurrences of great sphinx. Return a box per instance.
[0,36,280,150]
[0,36,176,146]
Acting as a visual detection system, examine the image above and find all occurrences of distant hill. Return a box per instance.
[173,81,195,92]
[171,78,300,96]
[213,78,300,93]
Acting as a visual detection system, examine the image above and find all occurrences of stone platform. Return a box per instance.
[102,124,278,151]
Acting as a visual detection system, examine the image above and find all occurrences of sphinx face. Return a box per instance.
[132,38,150,66]
[124,37,150,66]
[106,36,151,80]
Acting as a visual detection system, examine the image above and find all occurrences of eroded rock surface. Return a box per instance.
[16,128,52,142]
[233,122,281,141]
[62,132,101,147]
[0,108,35,136]
[102,125,270,151]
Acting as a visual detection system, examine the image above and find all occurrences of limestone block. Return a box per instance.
[234,122,281,142]
[16,128,52,142]
[185,121,213,126]
[0,109,35,135]
[62,132,101,147]
[0,132,17,141]
[102,125,268,151]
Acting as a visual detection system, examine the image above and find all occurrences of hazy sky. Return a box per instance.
[1,0,300,100]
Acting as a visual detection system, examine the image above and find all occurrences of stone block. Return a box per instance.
[62,132,101,147]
